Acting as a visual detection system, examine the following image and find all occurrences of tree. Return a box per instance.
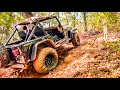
[99,12,117,42]
[0,12,24,44]
[23,12,33,18]
[86,12,118,41]
[102,18,108,42]
[83,12,87,31]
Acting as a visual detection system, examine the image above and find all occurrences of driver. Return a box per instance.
[23,25,38,40]
[23,26,28,34]
[18,25,37,40]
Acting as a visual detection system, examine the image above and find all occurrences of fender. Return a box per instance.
[68,28,77,38]
[30,39,56,61]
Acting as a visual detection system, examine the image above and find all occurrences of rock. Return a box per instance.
[88,31,100,36]
[91,53,100,58]
[116,51,120,56]
[98,67,111,72]
[96,37,105,43]
[110,64,119,69]
[108,73,118,78]
[81,44,91,50]
[98,44,106,50]
[96,56,103,60]
[88,39,95,45]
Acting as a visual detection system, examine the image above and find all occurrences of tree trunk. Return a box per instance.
[83,12,87,31]
[73,12,76,27]
[57,12,59,19]
[102,19,108,42]
[24,12,33,18]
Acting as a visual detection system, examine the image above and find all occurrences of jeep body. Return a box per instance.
[4,16,79,73]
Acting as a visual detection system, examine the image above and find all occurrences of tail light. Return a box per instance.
[12,48,20,57]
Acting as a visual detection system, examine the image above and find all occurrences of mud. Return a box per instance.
[1,31,120,78]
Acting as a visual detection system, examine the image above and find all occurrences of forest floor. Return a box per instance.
[1,31,120,78]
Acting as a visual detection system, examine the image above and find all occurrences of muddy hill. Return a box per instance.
[1,31,120,78]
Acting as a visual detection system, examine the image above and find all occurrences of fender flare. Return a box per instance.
[68,28,77,38]
[30,39,56,61]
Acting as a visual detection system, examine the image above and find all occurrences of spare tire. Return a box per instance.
[0,43,9,68]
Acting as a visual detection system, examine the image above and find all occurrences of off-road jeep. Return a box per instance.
[0,16,80,74]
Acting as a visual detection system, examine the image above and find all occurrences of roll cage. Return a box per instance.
[5,16,62,46]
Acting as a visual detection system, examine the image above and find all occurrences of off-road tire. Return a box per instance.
[33,47,58,74]
[71,33,80,46]
[0,43,9,68]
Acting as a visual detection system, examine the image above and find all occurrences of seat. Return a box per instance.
[18,31,27,40]
[34,26,46,37]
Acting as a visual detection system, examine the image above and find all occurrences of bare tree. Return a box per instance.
[102,18,108,42]
[83,12,87,31]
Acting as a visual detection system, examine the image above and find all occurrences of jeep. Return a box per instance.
[0,16,80,74]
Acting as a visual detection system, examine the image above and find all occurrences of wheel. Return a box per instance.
[71,32,80,46]
[0,43,9,68]
[33,47,58,74]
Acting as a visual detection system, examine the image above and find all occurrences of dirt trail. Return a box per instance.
[41,31,120,78]
[39,31,120,78]
[1,31,120,78]
[19,31,108,78]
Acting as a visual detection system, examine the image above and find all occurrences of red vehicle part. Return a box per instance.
[12,49,20,57]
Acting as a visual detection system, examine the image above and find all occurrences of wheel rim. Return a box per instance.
[45,54,55,68]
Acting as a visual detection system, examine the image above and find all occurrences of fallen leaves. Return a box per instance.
[2,31,120,78]
[116,51,120,56]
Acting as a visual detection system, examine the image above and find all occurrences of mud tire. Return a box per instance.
[71,33,80,46]
[33,47,58,74]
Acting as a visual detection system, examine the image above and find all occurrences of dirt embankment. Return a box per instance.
[41,31,120,78]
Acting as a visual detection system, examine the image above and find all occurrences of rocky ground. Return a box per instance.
[1,31,120,78]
